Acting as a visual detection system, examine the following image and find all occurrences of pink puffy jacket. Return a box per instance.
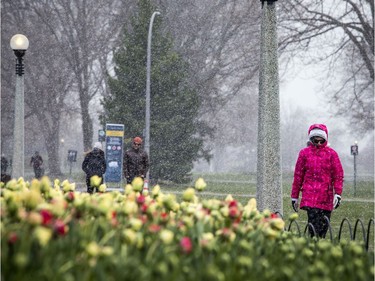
[291,124,344,211]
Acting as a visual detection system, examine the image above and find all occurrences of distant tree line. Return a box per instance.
[1,0,372,179]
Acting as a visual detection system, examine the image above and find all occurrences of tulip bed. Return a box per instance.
[1,177,374,281]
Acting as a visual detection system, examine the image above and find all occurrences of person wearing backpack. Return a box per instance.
[82,142,106,193]
[30,151,44,179]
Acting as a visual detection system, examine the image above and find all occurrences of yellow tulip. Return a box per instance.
[101,246,114,256]
[270,218,285,231]
[132,177,144,192]
[225,194,234,202]
[194,177,207,191]
[98,184,107,193]
[151,184,161,197]
[159,229,174,244]
[27,211,43,225]
[123,229,137,245]
[182,188,195,202]
[86,242,101,257]
[90,176,102,188]
[24,190,43,210]
[33,227,52,246]
[130,218,143,231]
[289,213,299,221]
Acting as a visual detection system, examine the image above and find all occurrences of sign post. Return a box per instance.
[104,124,124,187]
[98,129,106,142]
[350,141,359,196]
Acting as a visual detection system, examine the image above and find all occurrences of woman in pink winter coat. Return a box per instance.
[291,124,344,237]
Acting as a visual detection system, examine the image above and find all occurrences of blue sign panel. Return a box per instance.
[104,124,124,183]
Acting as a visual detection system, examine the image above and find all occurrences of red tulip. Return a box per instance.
[228,200,238,208]
[65,192,75,202]
[149,224,161,233]
[54,219,68,236]
[161,212,169,222]
[229,206,240,219]
[8,232,18,244]
[40,209,53,225]
[141,204,148,213]
[271,213,279,219]
[111,211,118,227]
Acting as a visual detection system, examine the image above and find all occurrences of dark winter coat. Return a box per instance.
[123,148,149,181]
[1,157,8,173]
[82,148,106,177]
[30,155,43,169]
[291,124,344,211]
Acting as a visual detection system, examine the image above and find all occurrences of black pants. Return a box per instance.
[34,167,43,179]
[86,175,103,193]
[306,208,332,238]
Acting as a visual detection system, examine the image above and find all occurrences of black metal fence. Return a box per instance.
[281,214,374,251]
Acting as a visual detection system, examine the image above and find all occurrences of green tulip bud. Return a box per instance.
[14,253,28,268]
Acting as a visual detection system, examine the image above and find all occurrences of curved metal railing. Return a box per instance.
[285,217,374,251]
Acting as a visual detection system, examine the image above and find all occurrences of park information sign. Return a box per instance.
[105,124,124,183]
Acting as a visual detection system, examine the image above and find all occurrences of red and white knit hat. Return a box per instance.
[308,128,327,141]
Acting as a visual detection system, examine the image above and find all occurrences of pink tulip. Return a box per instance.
[180,237,192,254]
[136,195,146,205]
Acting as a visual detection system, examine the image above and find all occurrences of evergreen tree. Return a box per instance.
[101,0,211,183]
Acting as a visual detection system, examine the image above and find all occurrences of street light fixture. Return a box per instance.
[10,34,29,179]
[260,0,278,8]
[145,11,160,189]
[350,141,359,196]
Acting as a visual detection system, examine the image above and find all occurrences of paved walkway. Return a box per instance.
[72,182,374,203]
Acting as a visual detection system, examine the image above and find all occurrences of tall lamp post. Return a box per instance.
[60,138,65,172]
[10,34,29,179]
[350,141,358,196]
[145,11,160,188]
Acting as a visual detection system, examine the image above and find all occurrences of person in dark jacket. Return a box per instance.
[1,155,8,174]
[82,142,106,193]
[30,151,44,179]
[123,137,149,184]
[291,124,344,238]
[1,155,10,184]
